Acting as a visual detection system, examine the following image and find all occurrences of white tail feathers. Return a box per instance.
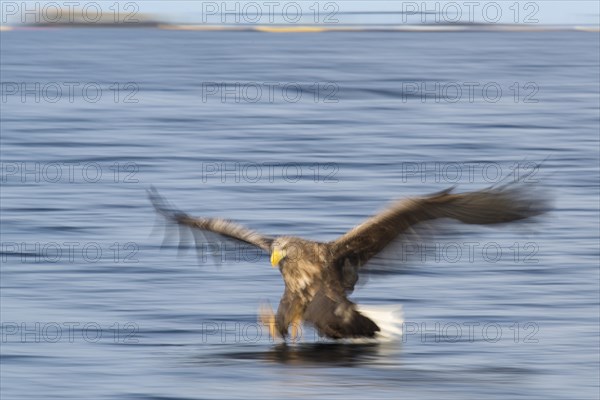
[355,304,404,343]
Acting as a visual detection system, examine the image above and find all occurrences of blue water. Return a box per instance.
[1,29,599,400]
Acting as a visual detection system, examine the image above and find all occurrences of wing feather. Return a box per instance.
[329,184,547,270]
[149,187,274,252]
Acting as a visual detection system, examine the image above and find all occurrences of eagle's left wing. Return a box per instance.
[149,187,274,252]
[328,184,546,274]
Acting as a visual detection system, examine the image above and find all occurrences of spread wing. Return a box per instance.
[149,187,274,252]
[329,184,547,276]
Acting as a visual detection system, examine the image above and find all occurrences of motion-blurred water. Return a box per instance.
[1,29,599,400]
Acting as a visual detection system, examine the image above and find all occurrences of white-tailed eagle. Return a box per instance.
[149,184,545,341]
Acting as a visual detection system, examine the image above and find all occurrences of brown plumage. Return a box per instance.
[149,184,546,340]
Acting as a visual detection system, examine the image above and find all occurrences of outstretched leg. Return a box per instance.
[275,292,304,342]
[259,292,304,342]
[289,315,302,342]
[259,301,280,341]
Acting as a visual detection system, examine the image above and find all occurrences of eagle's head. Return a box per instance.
[270,237,303,268]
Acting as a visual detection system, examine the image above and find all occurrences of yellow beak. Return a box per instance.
[270,249,284,267]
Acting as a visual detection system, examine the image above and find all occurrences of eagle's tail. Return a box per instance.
[356,304,404,342]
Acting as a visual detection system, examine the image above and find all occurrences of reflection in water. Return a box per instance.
[222,342,402,366]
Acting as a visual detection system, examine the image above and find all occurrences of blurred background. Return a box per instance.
[1,1,599,399]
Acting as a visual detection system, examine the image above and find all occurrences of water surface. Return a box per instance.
[1,29,599,399]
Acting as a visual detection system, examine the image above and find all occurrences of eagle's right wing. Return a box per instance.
[149,187,274,252]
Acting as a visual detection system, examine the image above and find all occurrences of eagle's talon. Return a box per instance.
[290,318,302,342]
[258,301,280,341]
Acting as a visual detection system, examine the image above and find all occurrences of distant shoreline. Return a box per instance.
[2,23,599,33]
